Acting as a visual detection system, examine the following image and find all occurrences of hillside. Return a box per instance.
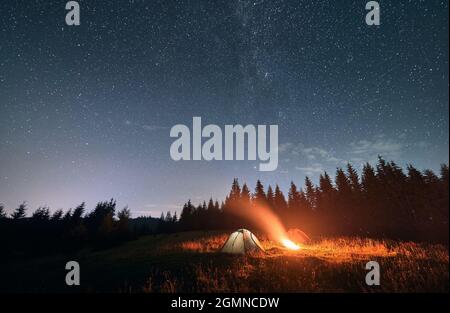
[1,231,448,293]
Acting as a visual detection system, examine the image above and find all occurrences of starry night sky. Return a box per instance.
[0,0,448,216]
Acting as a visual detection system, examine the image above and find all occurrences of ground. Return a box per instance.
[2,231,448,293]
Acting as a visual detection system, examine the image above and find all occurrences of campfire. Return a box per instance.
[281,238,301,250]
[227,200,308,251]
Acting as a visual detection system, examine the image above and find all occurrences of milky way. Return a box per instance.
[0,0,448,216]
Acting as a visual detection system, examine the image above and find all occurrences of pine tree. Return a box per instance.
[346,164,363,233]
[31,207,50,221]
[319,172,334,194]
[440,164,449,189]
[253,180,266,205]
[315,172,336,233]
[347,163,361,193]
[180,200,195,230]
[11,202,26,219]
[406,164,425,225]
[207,198,215,211]
[51,209,63,221]
[361,163,378,234]
[304,177,316,210]
[266,185,274,208]
[423,169,441,224]
[63,209,72,222]
[273,185,287,214]
[117,207,131,236]
[0,204,7,219]
[180,202,190,220]
[439,164,449,216]
[71,202,85,223]
[287,182,302,226]
[424,169,439,184]
[335,168,352,232]
[361,163,377,193]
[224,178,241,213]
[335,168,351,194]
[117,207,131,221]
[229,178,241,202]
[288,182,300,211]
[240,183,251,209]
[172,211,178,223]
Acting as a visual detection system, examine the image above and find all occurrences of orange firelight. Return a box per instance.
[224,198,307,251]
[281,238,301,250]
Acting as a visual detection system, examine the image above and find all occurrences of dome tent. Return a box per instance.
[221,229,265,254]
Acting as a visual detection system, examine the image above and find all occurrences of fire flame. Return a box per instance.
[281,238,301,250]
[225,198,306,251]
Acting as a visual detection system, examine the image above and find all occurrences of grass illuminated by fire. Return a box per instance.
[175,233,443,262]
[148,231,448,293]
[3,231,448,293]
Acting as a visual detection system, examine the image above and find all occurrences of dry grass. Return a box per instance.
[172,233,448,263]
[143,232,449,293]
[173,234,228,253]
[3,231,448,293]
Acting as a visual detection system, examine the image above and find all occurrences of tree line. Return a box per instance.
[168,158,448,243]
[0,199,140,260]
[1,157,448,261]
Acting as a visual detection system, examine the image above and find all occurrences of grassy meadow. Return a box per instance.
[1,231,448,293]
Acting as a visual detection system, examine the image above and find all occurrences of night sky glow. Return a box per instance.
[0,0,448,217]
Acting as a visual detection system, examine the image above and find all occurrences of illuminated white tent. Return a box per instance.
[221,229,265,254]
